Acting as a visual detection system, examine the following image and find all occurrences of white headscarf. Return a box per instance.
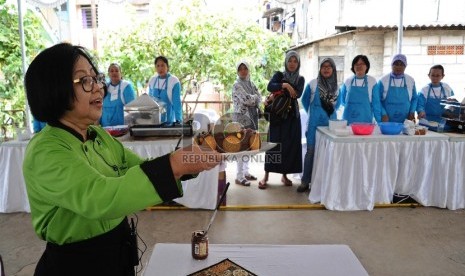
[235,60,255,93]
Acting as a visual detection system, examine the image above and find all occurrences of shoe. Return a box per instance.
[297,183,309,193]
[281,176,292,186]
[245,174,257,181]
[258,180,267,190]
[235,178,251,186]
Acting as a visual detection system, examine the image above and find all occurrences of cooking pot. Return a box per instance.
[124,93,165,125]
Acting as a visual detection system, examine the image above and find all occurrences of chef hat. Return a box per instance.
[391,54,407,66]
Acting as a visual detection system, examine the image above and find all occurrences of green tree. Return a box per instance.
[0,0,50,136]
[99,0,290,102]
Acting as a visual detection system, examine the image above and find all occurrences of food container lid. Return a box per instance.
[124,93,161,111]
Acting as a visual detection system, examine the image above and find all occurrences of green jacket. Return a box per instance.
[23,124,183,245]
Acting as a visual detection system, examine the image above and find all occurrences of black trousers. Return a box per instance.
[34,218,136,276]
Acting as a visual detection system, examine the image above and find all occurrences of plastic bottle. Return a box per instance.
[437,119,446,133]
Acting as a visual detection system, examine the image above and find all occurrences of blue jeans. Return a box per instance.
[301,146,315,186]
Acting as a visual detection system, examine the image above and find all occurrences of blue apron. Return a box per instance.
[384,77,410,123]
[150,76,170,123]
[306,87,336,146]
[101,81,125,127]
[343,76,373,124]
[424,84,446,123]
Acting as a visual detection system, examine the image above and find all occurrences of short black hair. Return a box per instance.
[429,64,445,75]
[25,43,102,123]
[350,55,370,74]
[154,56,169,67]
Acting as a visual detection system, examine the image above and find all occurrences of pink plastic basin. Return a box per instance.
[351,123,375,135]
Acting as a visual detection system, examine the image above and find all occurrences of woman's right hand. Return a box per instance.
[169,143,222,179]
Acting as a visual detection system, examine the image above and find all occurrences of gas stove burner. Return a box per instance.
[129,123,193,137]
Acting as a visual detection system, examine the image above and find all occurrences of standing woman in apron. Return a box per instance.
[417,64,455,123]
[339,55,382,124]
[377,54,418,123]
[297,58,339,193]
[147,56,183,126]
[100,63,136,127]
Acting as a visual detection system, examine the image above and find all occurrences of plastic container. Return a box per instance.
[350,123,375,135]
[333,128,352,136]
[329,119,348,131]
[378,122,403,135]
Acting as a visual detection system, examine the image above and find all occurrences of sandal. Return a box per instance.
[281,176,293,186]
[235,178,251,186]
[245,174,257,181]
[258,180,267,190]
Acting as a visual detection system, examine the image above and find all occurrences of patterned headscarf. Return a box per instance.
[283,50,301,87]
[318,58,338,116]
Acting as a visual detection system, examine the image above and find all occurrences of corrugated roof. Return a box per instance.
[335,22,465,30]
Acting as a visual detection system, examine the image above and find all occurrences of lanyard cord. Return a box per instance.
[91,139,127,176]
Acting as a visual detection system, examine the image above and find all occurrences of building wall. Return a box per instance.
[295,29,465,100]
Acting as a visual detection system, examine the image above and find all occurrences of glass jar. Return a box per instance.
[191,230,208,260]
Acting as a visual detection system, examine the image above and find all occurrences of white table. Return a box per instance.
[0,137,220,213]
[143,243,369,276]
[309,127,451,211]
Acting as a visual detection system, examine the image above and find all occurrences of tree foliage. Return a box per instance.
[99,0,291,99]
[0,0,50,132]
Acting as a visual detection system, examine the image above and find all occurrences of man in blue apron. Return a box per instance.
[417,64,455,123]
[377,54,417,123]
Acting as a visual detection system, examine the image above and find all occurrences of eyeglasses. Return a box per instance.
[392,61,405,66]
[73,73,106,92]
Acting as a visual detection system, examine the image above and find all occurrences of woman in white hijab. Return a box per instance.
[232,60,262,186]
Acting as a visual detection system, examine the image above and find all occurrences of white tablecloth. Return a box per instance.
[309,127,451,211]
[143,243,368,276]
[446,133,465,210]
[0,138,219,213]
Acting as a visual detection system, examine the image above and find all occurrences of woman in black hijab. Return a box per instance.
[259,51,305,189]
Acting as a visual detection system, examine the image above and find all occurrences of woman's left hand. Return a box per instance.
[283,83,297,99]
[169,143,222,179]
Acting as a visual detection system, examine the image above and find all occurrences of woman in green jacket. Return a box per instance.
[23,42,220,276]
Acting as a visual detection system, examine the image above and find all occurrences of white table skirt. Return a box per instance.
[446,133,465,210]
[143,243,369,276]
[0,141,31,213]
[309,127,451,211]
[0,138,219,213]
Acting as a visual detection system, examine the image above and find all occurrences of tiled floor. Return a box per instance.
[1,160,465,275]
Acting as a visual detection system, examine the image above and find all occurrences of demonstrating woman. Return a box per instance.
[259,51,305,190]
[100,63,136,127]
[147,56,183,125]
[339,55,382,124]
[23,43,220,276]
[232,60,262,186]
[297,58,339,193]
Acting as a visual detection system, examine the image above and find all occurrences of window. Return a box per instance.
[80,5,99,29]
[427,45,464,55]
